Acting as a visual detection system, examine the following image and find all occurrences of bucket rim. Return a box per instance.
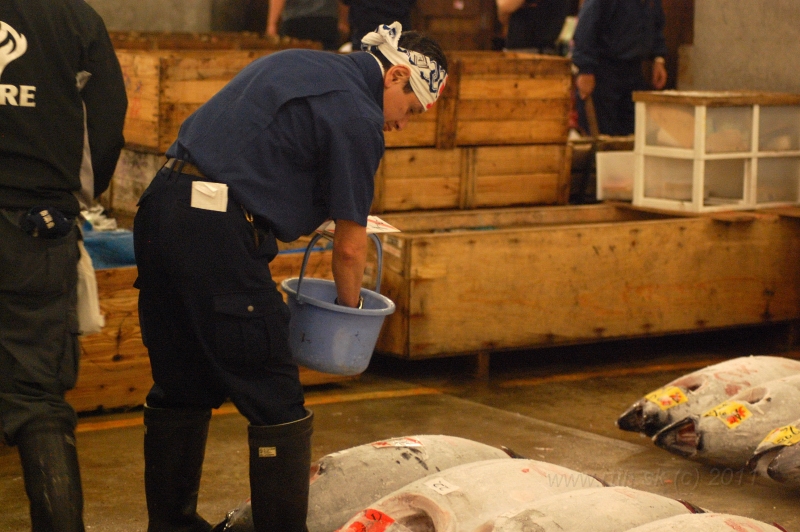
[281,277,396,316]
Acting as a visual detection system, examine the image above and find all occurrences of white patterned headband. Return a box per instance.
[361,22,447,111]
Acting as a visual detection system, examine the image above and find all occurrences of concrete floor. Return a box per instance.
[1,324,798,531]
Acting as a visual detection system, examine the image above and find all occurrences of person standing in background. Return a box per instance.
[340,0,416,50]
[571,0,668,135]
[0,1,127,531]
[267,0,342,50]
[496,0,570,54]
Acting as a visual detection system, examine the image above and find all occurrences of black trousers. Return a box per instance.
[576,58,648,136]
[0,210,80,444]
[133,168,306,426]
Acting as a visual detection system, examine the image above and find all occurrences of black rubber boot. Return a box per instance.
[248,409,313,532]
[16,418,85,532]
[144,405,213,532]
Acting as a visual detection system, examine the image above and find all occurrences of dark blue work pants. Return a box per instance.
[133,168,306,426]
[577,58,648,136]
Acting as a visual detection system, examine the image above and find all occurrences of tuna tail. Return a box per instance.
[653,417,702,459]
[766,444,800,488]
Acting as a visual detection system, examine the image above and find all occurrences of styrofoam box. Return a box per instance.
[596,151,635,201]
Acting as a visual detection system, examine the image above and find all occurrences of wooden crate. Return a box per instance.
[106,142,572,219]
[372,144,571,212]
[118,46,571,151]
[67,246,339,414]
[371,204,800,359]
[358,51,573,149]
[119,49,280,153]
[110,31,318,51]
[451,52,572,146]
[114,32,321,152]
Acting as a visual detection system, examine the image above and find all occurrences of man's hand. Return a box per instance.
[652,60,668,90]
[496,0,526,27]
[331,219,367,308]
[576,73,596,100]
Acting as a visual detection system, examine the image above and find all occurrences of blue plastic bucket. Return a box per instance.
[280,233,395,375]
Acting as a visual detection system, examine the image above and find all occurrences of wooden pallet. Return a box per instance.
[371,204,800,359]
[67,246,341,414]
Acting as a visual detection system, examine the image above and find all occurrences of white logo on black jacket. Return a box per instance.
[0,20,35,107]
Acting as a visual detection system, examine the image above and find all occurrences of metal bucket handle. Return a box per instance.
[294,232,383,302]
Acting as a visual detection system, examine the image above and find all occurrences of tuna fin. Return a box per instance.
[499,446,527,459]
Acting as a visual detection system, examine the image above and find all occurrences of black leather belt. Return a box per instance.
[165,158,205,178]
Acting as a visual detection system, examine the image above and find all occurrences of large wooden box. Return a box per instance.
[372,144,571,213]
[116,32,321,153]
[387,51,573,149]
[105,143,572,219]
[372,205,800,359]
[67,246,338,414]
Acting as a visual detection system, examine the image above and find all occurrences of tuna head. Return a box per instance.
[617,399,670,436]
[767,443,800,488]
[653,417,702,459]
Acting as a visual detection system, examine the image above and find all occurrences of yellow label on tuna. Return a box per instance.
[760,425,800,447]
[703,401,752,429]
[644,386,689,411]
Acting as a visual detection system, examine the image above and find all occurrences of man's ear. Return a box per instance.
[385,64,411,88]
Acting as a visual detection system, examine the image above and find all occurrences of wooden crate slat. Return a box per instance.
[381,177,462,211]
[456,119,568,145]
[472,173,562,207]
[458,77,572,101]
[457,99,570,121]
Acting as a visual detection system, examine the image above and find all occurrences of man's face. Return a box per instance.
[382,65,426,133]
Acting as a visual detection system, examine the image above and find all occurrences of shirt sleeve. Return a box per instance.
[571,0,602,74]
[314,95,384,226]
[80,10,127,198]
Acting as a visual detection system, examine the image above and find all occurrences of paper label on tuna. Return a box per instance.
[760,425,800,447]
[425,477,460,495]
[644,386,688,410]
[703,400,752,428]
[371,437,423,449]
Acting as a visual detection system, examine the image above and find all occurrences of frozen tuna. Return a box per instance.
[337,458,604,532]
[747,420,800,488]
[653,374,800,468]
[617,356,800,437]
[621,512,787,532]
[484,486,701,532]
[212,435,514,532]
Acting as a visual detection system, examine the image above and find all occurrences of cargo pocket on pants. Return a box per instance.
[212,291,292,375]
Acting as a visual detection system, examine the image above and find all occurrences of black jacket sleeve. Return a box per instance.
[81,15,127,198]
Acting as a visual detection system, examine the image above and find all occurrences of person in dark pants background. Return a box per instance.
[267,0,342,50]
[496,0,570,54]
[133,22,447,532]
[572,0,668,135]
[0,1,127,531]
[340,0,416,50]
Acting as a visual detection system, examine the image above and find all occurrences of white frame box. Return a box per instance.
[632,91,800,212]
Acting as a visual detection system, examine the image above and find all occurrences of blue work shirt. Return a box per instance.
[572,0,668,74]
[167,49,385,242]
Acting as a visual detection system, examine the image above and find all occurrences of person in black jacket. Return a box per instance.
[571,0,668,135]
[0,1,126,530]
[341,0,416,49]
